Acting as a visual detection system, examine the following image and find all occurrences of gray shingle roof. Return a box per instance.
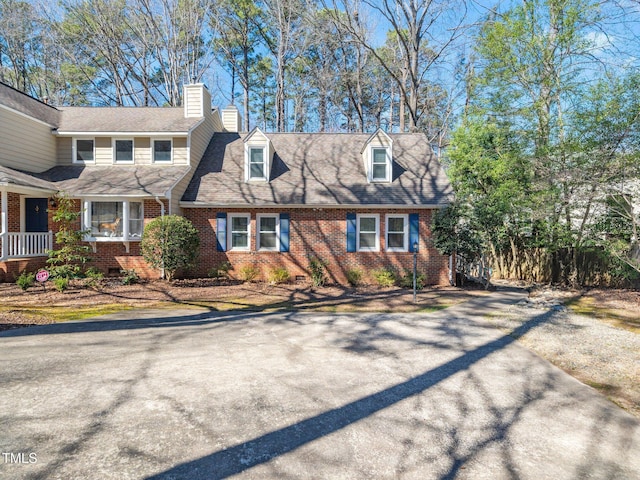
[56,107,202,133]
[0,165,57,191]
[36,165,190,196]
[0,82,60,126]
[182,133,453,207]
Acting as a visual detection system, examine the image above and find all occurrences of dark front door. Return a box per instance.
[25,198,48,232]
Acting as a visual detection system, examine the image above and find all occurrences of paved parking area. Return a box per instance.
[1,289,639,479]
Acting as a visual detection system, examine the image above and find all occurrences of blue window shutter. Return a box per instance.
[346,212,356,252]
[216,213,227,252]
[409,213,419,252]
[280,213,290,252]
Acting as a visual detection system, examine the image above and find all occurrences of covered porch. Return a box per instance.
[0,167,56,262]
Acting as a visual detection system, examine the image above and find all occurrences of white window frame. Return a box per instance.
[73,137,95,164]
[113,138,135,164]
[227,213,251,251]
[356,213,380,252]
[247,146,267,181]
[82,199,144,242]
[152,138,173,163]
[256,213,280,251]
[386,214,409,252]
[370,146,391,182]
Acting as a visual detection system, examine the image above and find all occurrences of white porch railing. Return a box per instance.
[0,231,53,260]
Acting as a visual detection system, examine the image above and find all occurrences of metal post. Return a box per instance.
[413,240,418,303]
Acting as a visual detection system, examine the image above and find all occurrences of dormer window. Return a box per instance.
[372,148,390,182]
[363,129,393,183]
[243,127,272,182]
[249,147,266,180]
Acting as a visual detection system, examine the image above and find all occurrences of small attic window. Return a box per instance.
[371,147,391,182]
[243,127,272,182]
[248,147,267,180]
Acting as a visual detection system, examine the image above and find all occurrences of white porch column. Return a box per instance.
[1,189,8,260]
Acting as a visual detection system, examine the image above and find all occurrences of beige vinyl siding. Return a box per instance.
[173,137,188,164]
[184,86,203,118]
[0,107,56,172]
[95,137,112,164]
[57,137,73,165]
[202,88,212,118]
[169,167,193,215]
[211,110,223,132]
[222,108,241,132]
[134,137,151,164]
[170,117,216,214]
[369,131,392,147]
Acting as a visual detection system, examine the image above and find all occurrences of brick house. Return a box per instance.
[0,81,454,285]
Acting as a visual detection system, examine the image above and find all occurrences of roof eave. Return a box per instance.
[55,131,190,136]
[179,201,450,209]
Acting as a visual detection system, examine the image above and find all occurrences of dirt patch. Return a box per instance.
[0,279,487,331]
[492,284,640,419]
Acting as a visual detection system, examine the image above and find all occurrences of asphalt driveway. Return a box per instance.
[1,288,639,480]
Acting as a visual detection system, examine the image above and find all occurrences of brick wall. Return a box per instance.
[2,198,452,285]
[76,199,165,278]
[1,197,167,281]
[184,207,451,286]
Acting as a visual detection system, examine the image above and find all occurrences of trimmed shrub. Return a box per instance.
[309,256,328,287]
[346,268,363,287]
[120,269,139,285]
[83,267,104,288]
[371,267,396,287]
[140,215,200,281]
[208,261,232,280]
[267,267,290,285]
[53,277,69,292]
[16,271,35,291]
[238,264,259,282]
[398,269,426,290]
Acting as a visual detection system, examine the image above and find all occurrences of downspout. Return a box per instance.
[1,189,7,261]
[155,196,166,279]
[449,254,454,286]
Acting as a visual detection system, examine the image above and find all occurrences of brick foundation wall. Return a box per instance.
[0,258,48,282]
[184,207,451,286]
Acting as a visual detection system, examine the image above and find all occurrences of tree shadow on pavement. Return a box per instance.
[144,306,576,480]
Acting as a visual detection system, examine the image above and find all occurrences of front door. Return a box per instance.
[25,198,48,232]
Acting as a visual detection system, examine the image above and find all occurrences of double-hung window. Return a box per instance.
[371,148,390,182]
[249,147,266,180]
[357,214,380,251]
[153,139,172,163]
[86,200,143,239]
[228,214,250,250]
[74,138,95,163]
[257,214,279,250]
[386,214,408,251]
[114,139,134,163]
